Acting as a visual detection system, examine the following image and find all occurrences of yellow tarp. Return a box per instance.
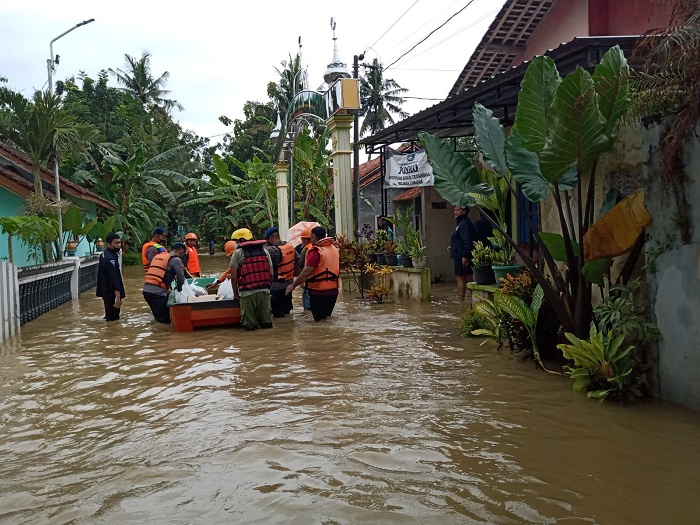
[583,189,651,262]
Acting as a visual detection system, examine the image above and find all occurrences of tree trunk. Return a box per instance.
[33,167,44,198]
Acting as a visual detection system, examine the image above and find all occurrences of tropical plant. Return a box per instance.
[594,279,661,344]
[0,216,59,264]
[471,297,508,349]
[0,87,100,198]
[421,46,646,339]
[338,235,370,298]
[407,237,427,258]
[292,128,333,226]
[471,240,493,268]
[268,53,305,117]
[366,263,394,304]
[61,205,96,249]
[359,58,409,137]
[558,324,641,401]
[371,229,390,253]
[461,309,487,337]
[383,240,397,255]
[387,205,418,252]
[109,52,183,114]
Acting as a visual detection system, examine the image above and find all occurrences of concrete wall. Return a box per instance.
[644,122,700,410]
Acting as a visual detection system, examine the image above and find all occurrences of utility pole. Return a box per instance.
[47,18,94,259]
[352,52,364,240]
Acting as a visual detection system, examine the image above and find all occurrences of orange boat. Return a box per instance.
[167,278,241,332]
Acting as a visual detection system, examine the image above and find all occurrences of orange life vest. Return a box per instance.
[237,240,272,291]
[306,237,340,292]
[142,241,166,270]
[144,253,172,290]
[276,242,295,282]
[186,245,201,274]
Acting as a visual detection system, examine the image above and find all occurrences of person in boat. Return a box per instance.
[263,226,299,318]
[229,228,274,331]
[143,242,187,324]
[141,227,168,272]
[206,240,237,292]
[96,232,125,322]
[285,226,340,322]
[295,228,313,311]
[183,232,201,277]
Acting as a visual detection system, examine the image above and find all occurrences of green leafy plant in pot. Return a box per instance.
[373,229,389,265]
[471,240,496,285]
[384,240,398,266]
[62,205,97,257]
[408,238,427,269]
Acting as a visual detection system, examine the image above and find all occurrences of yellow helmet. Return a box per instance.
[224,240,237,256]
[231,228,253,241]
[184,232,198,241]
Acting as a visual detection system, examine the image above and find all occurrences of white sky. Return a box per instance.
[0,0,502,143]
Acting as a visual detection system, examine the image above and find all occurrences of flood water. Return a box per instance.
[1,255,699,524]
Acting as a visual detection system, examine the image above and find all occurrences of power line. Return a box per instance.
[368,0,421,52]
[402,96,446,100]
[384,0,463,54]
[395,8,499,68]
[393,67,461,72]
[385,0,477,71]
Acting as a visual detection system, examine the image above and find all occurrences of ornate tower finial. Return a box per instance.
[324,17,351,84]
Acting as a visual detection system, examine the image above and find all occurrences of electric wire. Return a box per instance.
[395,7,500,68]
[367,0,421,52]
[383,0,463,54]
[385,0,477,71]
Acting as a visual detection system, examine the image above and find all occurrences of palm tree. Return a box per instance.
[359,59,409,137]
[267,53,304,116]
[0,87,100,198]
[109,52,184,114]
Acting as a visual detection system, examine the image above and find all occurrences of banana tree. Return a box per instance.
[421,46,646,338]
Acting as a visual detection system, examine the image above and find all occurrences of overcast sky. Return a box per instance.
[0,0,502,144]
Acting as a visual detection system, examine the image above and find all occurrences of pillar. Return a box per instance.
[326,113,355,240]
[67,256,81,300]
[275,162,290,241]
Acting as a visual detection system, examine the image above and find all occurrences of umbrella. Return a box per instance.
[288,221,320,247]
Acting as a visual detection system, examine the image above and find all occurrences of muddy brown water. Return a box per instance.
[1,255,699,524]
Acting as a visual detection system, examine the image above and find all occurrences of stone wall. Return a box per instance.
[644,121,700,410]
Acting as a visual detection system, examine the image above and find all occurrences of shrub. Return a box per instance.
[122,252,142,266]
[461,309,487,337]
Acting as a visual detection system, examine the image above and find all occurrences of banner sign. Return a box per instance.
[384,148,434,188]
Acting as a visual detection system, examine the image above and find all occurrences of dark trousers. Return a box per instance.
[270,287,293,318]
[143,291,170,324]
[102,292,121,321]
[309,292,338,322]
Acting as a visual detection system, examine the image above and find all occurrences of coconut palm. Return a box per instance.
[109,52,184,114]
[0,87,100,198]
[267,53,304,116]
[359,59,409,137]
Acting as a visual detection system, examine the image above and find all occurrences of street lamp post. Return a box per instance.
[46,18,94,259]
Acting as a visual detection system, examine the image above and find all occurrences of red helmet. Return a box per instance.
[184,232,198,241]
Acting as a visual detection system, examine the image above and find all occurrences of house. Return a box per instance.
[360,0,672,281]
[0,142,116,266]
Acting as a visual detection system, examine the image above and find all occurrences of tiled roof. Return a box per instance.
[357,143,413,188]
[0,142,117,211]
[393,187,422,202]
[449,0,555,96]
[0,163,55,199]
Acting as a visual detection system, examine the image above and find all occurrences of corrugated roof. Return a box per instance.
[449,0,556,96]
[0,142,117,211]
[393,187,422,202]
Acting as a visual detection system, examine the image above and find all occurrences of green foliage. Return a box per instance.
[338,235,370,298]
[558,324,640,402]
[581,258,614,286]
[461,309,487,337]
[471,240,493,268]
[538,232,580,262]
[471,298,508,347]
[0,216,59,264]
[359,59,409,137]
[62,205,97,241]
[594,279,661,344]
[122,252,142,266]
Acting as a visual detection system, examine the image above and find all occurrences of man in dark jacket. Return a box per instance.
[96,232,126,321]
[449,205,477,301]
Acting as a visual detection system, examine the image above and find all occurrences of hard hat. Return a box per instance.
[301,228,312,238]
[231,228,253,241]
[185,232,198,241]
[224,240,237,256]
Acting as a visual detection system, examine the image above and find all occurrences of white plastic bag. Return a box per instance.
[174,282,196,303]
[217,279,234,300]
[191,285,207,297]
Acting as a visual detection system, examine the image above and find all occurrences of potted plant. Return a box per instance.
[62,205,96,258]
[373,229,389,265]
[471,240,495,285]
[384,240,398,266]
[409,239,427,269]
[491,230,524,283]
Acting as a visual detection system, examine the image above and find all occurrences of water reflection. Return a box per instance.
[1,255,699,524]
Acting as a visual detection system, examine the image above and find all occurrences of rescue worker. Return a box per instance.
[142,242,187,324]
[295,228,313,311]
[184,232,201,277]
[229,228,274,330]
[141,227,168,272]
[206,240,237,292]
[286,226,340,321]
[263,226,299,318]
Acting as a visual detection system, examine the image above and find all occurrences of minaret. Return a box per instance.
[324,17,351,85]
